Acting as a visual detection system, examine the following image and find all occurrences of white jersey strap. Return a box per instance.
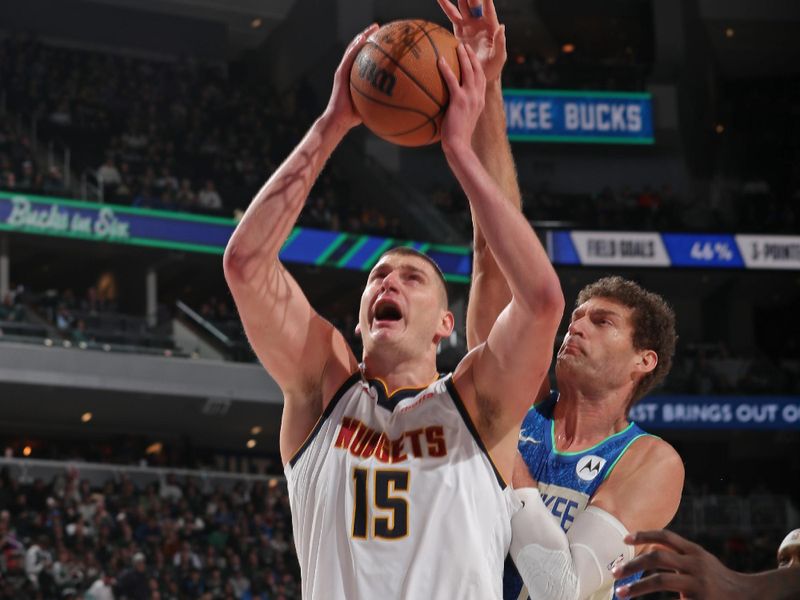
[510,488,633,600]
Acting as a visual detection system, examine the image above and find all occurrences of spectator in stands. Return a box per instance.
[159,474,182,503]
[85,572,115,600]
[132,186,161,209]
[114,552,148,600]
[17,160,38,191]
[24,534,54,594]
[53,548,85,594]
[97,158,122,189]
[42,165,65,194]
[71,319,90,343]
[176,178,196,211]
[197,180,223,211]
[0,294,24,322]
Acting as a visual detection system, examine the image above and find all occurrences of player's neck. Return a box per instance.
[553,385,631,452]
[361,349,439,395]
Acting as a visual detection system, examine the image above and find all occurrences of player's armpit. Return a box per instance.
[589,436,685,538]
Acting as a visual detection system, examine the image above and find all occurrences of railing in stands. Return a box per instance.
[80,168,103,203]
[175,300,231,346]
[0,457,283,489]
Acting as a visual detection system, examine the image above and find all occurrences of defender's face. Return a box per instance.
[358,254,447,353]
[778,545,800,569]
[556,297,639,388]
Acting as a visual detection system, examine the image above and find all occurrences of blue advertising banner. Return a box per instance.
[630,396,800,430]
[0,193,474,281]
[4,193,797,277]
[503,89,654,144]
[661,233,744,268]
[0,192,233,253]
[546,231,800,271]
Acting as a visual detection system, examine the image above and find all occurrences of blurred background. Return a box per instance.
[0,0,798,597]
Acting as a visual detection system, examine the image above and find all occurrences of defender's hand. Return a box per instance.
[613,529,746,599]
[437,0,507,82]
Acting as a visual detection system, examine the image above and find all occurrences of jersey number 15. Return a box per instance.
[352,467,409,540]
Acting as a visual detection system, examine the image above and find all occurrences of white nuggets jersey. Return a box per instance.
[285,370,519,600]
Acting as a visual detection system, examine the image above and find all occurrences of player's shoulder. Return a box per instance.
[612,434,684,481]
[593,434,684,531]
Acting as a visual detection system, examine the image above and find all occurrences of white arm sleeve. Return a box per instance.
[510,488,634,600]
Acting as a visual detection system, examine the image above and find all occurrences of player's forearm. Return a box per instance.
[224,115,347,282]
[445,139,561,317]
[473,80,521,214]
[737,569,800,600]
[513,490,633,600]
[467,80,520,348]
[443,141,562,316]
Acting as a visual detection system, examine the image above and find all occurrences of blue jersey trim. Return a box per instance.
[601,433,656,482]
[550,419,637,457]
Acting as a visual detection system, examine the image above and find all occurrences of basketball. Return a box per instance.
[349,20,461,147]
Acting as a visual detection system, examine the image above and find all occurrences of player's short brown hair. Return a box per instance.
[379,247,449,308]
[577,276,677,406]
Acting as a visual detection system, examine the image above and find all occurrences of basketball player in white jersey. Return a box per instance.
[223,25,564,600]
[439,1,686,598]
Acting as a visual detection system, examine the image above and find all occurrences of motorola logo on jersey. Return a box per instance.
[576,455,607,481]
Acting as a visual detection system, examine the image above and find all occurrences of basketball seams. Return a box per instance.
[414,22,449,107]
[351,19,456,146]
[364,41,445,111]
[350,84,438,142]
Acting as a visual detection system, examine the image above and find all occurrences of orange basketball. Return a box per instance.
[349,20,461,147]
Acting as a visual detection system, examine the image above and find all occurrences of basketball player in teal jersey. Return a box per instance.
[437,1,685,599]
[224,24,564,599]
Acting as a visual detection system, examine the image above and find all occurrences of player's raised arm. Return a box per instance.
[223,24,376,464]
[437,0,520,351]
[439,45,564,477]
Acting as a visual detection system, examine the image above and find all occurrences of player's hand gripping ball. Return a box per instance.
[349,20,461,147]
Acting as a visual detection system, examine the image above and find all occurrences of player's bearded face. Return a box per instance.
[358,256,449,355]
[555,298,639,389]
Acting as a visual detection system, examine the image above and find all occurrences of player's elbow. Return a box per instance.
[223,241,252,287]
[519,278,565,323]
[541,281,566,320]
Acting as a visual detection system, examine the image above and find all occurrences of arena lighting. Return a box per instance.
[81,412,93,423]
[250,17,262,29]
[246,439,257,449]
[562,43,575,54]
[725,27,735,38]
[22,446,32,457]
[250,425,262,435]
